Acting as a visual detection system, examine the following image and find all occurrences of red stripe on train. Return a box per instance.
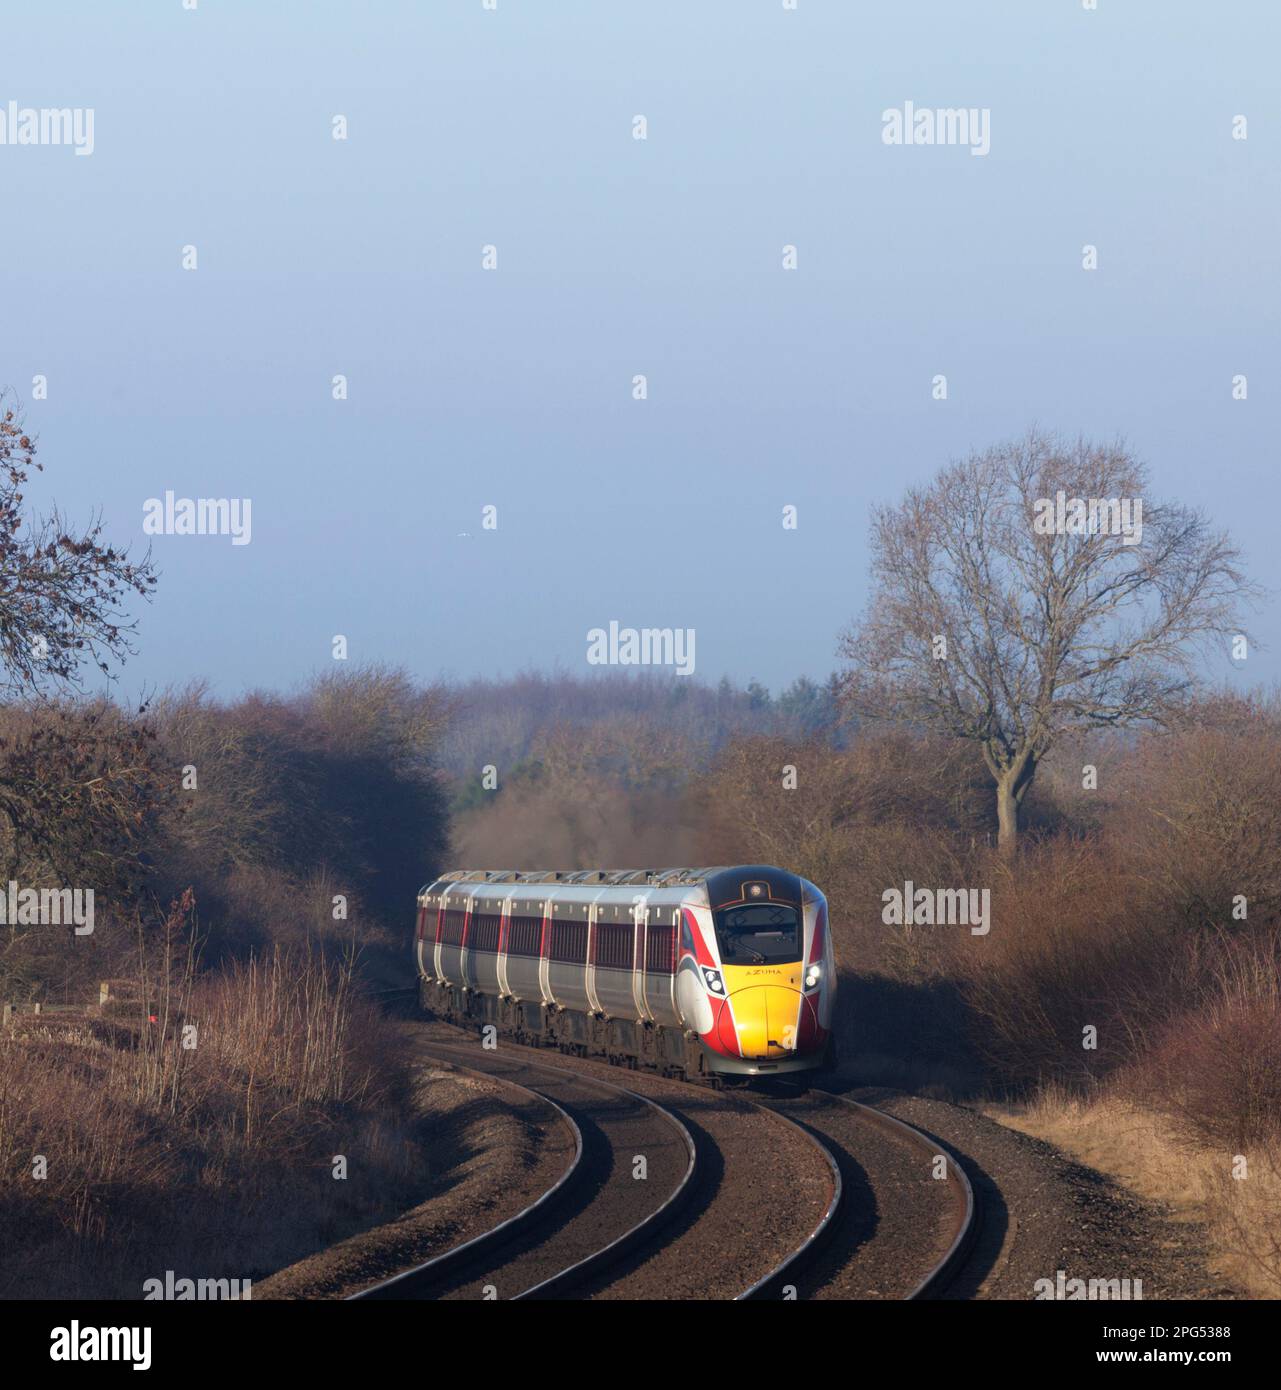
[808,902,826,966]
[681,907,716,968]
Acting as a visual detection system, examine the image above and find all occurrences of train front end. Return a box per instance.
[675,865,836,1078]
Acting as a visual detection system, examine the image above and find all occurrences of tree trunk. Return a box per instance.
[996,775,1020,857]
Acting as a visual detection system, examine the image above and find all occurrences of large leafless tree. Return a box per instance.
[839,431,1259,854]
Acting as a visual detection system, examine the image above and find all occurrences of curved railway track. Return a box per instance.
[351,1013,983,1300]
[353,1028,843,1299]
[733,1128,842,1299]
[351,1042,701,1300]
[843,1093,976,1299]
[348,1053,584,1301]
[754,1084,978,1299]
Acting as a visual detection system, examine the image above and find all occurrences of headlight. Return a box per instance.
[804,963,822,990]
[701,967,725,995]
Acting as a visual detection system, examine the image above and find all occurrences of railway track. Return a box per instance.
[348,1053,585,1301]
[351,1015,981,1300]
[351,1042,700,1300]
[734,1125,842,1300]
[845,1094,975,1298]
[351,1025,842,1299]
[754,1084,977,1299]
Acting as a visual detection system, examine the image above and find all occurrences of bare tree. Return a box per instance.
[0,390,156,695]
[839,431,1259,855]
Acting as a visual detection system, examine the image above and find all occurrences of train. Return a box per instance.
[415,864,836,1082]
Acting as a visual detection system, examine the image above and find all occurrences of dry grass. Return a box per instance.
[0,946,424,1299]
[987,1086,1281,1298]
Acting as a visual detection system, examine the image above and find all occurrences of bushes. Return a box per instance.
[0,927,420,1299]
[151,665,450,937]
[0,666,448,1296]
[0,658,437,1295]
[452,769,704,873]
[1132,933,1281,1151]
[195,946,400,1116]
[956,839,1181,1090]
[0,700,172,1005]
[1113,697,1281,932]
[0,665,450,1004]
[696,730,989,977]
[0,697,168,890]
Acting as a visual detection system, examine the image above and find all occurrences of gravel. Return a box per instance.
[838,1084,1242,1301]
[756,1090,962,1299]
[255,1042,575,1300]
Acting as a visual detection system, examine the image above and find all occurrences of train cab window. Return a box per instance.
[714,903,800,964]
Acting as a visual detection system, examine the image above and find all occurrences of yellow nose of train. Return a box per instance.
[717,964,804,1058]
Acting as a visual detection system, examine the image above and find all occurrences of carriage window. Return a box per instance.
[507,915,543,957]
[469,912,502,954]
[440,908,467,947]
[644,923,676,973]
[713,903,800,964]
[549,918,589,965]
[593,921,634,970]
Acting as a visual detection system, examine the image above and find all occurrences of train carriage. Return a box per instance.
[415,864,836,1081]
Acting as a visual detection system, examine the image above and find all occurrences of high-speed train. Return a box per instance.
[415,864,836,1081]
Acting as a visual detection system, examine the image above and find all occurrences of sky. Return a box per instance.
[2,0,1278,699]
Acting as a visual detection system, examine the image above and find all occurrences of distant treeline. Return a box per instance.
[437,669,847,801]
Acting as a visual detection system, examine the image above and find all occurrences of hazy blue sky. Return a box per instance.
[3,0,1277,697]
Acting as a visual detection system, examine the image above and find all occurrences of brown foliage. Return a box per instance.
[696,730,990,975]
[1113,693,1281,930]
[150,665,451,939]
[0,912,418,1299]
[1130,933,1281,1151]
[452,726,704,872]
[0,698,168,890]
